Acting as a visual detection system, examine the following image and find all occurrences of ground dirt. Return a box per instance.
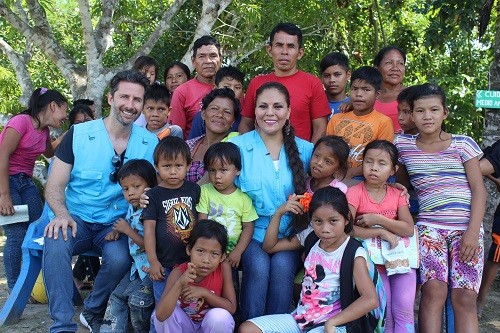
[0,236,499,333]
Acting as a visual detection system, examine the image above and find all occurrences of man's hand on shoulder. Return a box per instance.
[44,215,77,241]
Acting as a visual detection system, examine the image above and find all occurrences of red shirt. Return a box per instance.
[241,71,331,141]
[169,79,214,139]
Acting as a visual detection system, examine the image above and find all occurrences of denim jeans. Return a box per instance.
[240,239,301,321]
[42,215,131,333]
[152,267,172,303]
[3,173,43,290]
[100,271,154,333]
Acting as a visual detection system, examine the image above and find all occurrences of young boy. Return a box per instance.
[397,86,418,135]
[319,52,351,117]
[142,137,201,302]
[196,142,257,271]
[188,66,245,139]
[143,84,183,139]
[100,159,158,333]
[326,66,394,182]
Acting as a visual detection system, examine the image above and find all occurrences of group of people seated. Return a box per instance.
[0,21,498,333]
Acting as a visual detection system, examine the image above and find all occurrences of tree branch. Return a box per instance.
[94,0,119,55]
[0,38,34,106]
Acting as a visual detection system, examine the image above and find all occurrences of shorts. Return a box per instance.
[487,215,500,263]
[249,314,347,333]
[417,225,484,293]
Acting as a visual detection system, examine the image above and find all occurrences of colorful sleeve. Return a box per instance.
[240,192,258,223]
[196,185,210,214]
[458,135,483,163]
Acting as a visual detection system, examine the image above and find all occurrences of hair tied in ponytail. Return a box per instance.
[40,87,48,95]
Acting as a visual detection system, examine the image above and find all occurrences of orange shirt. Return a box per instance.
[326,110,394,168]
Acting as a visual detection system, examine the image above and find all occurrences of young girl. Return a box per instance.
[0,88,68,291]
[241,187,379,333]
[153,219,237,333]
[395,83,486,333]
[307,135,350,194]
[347,140,415,333]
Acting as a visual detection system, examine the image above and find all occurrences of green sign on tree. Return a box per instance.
[476,90,500,109]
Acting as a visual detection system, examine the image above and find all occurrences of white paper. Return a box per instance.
[0,205,29,225]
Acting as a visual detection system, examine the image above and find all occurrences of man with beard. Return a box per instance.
[42,70,158,333]
[169,35,222,139]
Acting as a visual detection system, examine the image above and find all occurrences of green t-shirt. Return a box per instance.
[196,183,258,253]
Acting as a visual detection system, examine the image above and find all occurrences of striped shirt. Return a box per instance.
[395,134,482,230]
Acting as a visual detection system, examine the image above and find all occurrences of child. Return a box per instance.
[196,142,258,271]
[188,66,245,139]
[164,61,191,94]
[100,159,158,333]
[142,136,201,302]
[133,55,159,127]
[52,104,95,151]
[396,86,418,135]
[0,88,68,291]
[320,52,351,117]
[133,55,159,85]
[241,187,379,333]
[326,66,394,183]
[153,219,237,333]
[307,135,350,194]
[395,83,486,332]
[347,140,415,333]
[143,84,183,139]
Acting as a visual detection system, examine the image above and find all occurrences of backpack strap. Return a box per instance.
[339,237,365,333]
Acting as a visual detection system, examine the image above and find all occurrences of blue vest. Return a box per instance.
[64,119,157,223]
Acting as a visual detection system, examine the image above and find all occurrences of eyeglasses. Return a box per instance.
[109,153,122,183]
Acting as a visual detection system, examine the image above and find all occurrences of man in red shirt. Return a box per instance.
[238,23,330,143]
[169,35,222,139]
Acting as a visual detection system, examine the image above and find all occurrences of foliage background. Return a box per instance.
[0,0,493,142]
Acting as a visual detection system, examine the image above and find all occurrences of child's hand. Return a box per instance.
[279,194,305,216]
[380,229,398,249]
[178,262,197,287]
[149,261,165,281]
[105,230,120,241]
[227,250,242,268]
[139,187,151,208]
[338,101,353,113]
[0,194,15,216]
[113,218,131,234]
[324,318,337,333]
[460,229,480,263]
[182,285,206,300]
[355,214,380,228]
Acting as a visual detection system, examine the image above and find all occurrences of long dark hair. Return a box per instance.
[255,82,308,235]
[20,88,67,128]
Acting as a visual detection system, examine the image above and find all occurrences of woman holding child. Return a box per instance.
[186,88,240,184]
[230,82,313,320]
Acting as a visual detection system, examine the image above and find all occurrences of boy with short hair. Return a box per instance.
[188,66,245,139]
[142,137,201,302]
[396,86,418,135]
[326,66,394,182]
[143,84,183,139]
[196,142,257,271]
[319,52,351,117]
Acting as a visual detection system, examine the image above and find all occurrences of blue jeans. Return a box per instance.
[100,271,154,333]
[3,173,43,290]
[240,239,301,321]
[42,216,131,333]
[152,267,172,303]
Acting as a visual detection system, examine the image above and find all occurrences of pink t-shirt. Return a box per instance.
[0,114,49,176]
[169,78,214,139]
[374,100,400,133]
[305,176,347,194]
[346,182,407,220]
[241,71,331,142]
